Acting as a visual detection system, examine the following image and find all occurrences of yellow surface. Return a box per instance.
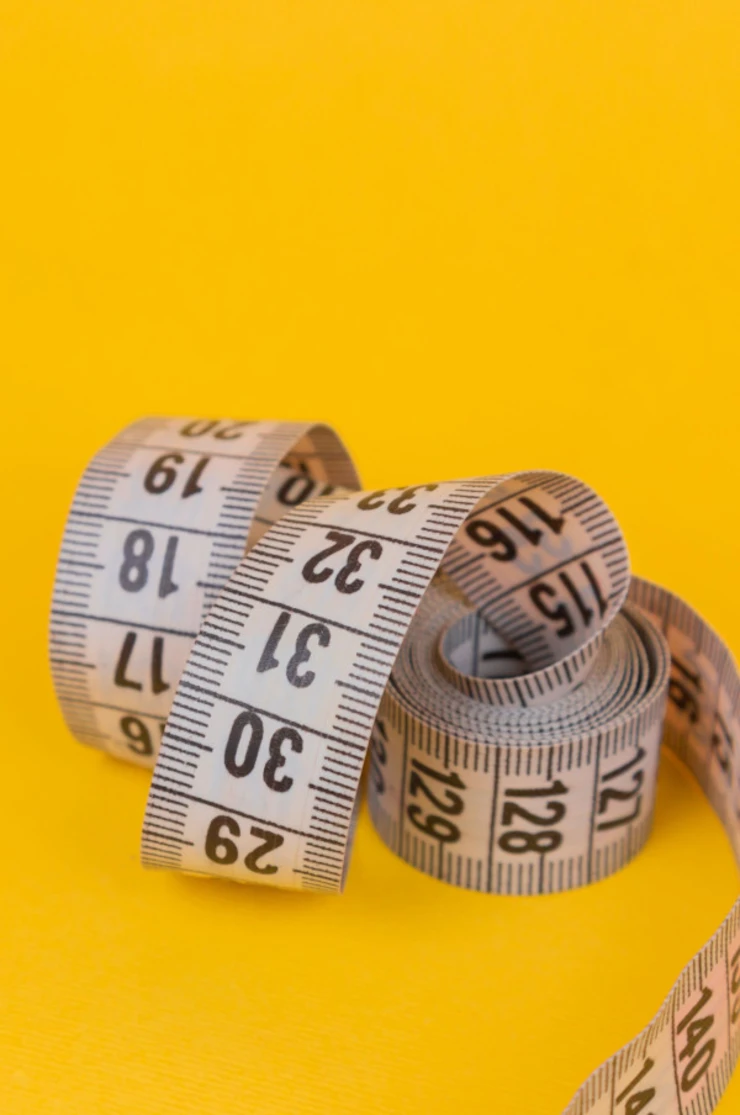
[1,2,740,1112]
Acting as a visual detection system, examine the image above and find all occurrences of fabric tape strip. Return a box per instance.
[50,416,358,765]
[50,415,740,1114]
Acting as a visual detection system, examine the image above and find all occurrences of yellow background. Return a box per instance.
[1,1,740,1112]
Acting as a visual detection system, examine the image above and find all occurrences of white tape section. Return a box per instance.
[50,416,359,765]
[50,418,740,1114]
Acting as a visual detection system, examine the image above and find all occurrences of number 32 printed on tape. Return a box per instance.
[50,415,740,1115]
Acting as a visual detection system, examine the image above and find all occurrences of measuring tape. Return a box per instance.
[50,416,740,1115]
[50,416,358,764]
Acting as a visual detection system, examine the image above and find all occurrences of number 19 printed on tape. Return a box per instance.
[50,415,740,1114]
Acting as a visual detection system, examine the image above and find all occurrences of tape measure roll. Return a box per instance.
[50,425,740,1114]
[368,575,670,895]
[49,416,359,766]
[141,470,629,885]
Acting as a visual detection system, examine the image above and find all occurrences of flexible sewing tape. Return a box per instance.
[50,419,740,1114]
[50,416,359,765]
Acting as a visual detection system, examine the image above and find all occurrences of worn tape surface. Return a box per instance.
[51,416,740,1114]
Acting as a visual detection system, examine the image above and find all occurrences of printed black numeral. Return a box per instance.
[223,710,303,793]
[144,453,210,498]
[499,496,565,542]
[498,830,562,854]
[730,946,740,1025]
[204,814,284,874]
[669,657,703,725]
[119,529,154,591]
[243,827,285,875]
[529,561,608,638]
[614,1058,655,1114]
[263,728,303,792]
[503,779,568,798]
[277,471,335,507]
[498,780,567,855]
[406,760,466,842]
[119,529,180,598]
[465,518,517,560]
[711,713,734,786]
[357,484,438,515]
[501,801,566,827]
[119,714,164,756]
[301,530,382,594]
[466,496,566,561]
[409,759,465,814]
[369,718,388,794]
[257,611,331,688]
[596,747,646,832]
[406,806,461,843]
[114,632,170,694]
[180,419,251,440]
[676,985,715,1092]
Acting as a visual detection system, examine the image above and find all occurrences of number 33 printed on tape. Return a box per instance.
[51,415,740,1114]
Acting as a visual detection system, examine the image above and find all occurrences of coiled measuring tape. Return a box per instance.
[50,416,740,1115]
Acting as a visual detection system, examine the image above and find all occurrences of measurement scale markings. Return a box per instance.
[56,559,105,570]
[73,490,114,502]
[323,758,363,778]
[378,582,424,600]
[176,678,370,752]
[463,540,623,611]
[298,519,448,556]
[461,477,567,521]
[144,814,188,833]
[312,803,353,822]
[183,664,226,682]
[578,507,614,527]
[152,771,194,791]
[75,481,117,493]
[309,776,358,802]
[560,492,605,514]
[219,587,400,646]
[146,817,188,835]
[208,600,249,624]
[312,797,354,818]
[68,509,246,541]
[111,441,283,463]
[335,679,385,698]
[303,851,345,869]
[142,833,194,850]
[331,718,374,742]
[377,600,416,619]
[309,817,346,836]
[161,732,213,753]
[197,630,245,651]
[51,609,199,640]
[85,466,130,478]
[57,696,172,722]
[294,868,343,883]
[418,526,457,539]
[147,784,344,846]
